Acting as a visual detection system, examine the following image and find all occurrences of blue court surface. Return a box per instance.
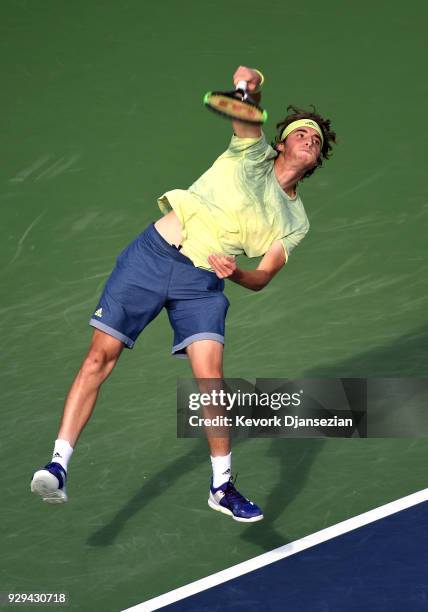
[125,491,428,612]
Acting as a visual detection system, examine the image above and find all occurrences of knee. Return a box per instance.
[196,372,224,397]
[80,348,117,380]
[197,369,223,380]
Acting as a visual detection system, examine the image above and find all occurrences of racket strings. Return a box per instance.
[206,93,266,124]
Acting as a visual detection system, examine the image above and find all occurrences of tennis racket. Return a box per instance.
[203,80,268,125]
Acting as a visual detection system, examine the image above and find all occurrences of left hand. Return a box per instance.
[208,253,237,279]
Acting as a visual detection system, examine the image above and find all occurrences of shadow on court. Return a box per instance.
[304,323,428,379]
[86,440,207,546]
[87,324,428,549]
[240,323,428,549]
[86,436,323,548]
[239,438,324,551]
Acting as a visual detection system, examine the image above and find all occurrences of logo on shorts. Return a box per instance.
[94,308,103,318]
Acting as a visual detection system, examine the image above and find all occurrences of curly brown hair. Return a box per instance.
[271,105,337,180]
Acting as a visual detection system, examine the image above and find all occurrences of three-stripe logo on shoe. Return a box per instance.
[94,308,103,317]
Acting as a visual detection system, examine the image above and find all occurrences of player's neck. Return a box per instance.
[274,154,306,198]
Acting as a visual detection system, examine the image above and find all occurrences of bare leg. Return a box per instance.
[31,329,124,502]
[186,340,263,522]
[186,340,229,457]
[57,329,124,447]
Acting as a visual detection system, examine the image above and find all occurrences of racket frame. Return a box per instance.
[203,81,268,125]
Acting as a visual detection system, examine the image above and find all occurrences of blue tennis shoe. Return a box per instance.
[208,476,263,522]
[31,462,68,504]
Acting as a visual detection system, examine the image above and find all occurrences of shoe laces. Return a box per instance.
[223,474,247,504]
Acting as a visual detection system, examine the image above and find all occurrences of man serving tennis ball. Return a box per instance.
[31,66,336,522]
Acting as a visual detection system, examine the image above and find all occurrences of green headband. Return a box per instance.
[280,119,324,146]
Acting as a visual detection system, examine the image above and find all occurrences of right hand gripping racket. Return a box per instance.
[203,80,268,125]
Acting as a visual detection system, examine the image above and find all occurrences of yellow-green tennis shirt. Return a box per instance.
[157,131,310,270]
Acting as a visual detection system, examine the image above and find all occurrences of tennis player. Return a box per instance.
[31,66,336,522]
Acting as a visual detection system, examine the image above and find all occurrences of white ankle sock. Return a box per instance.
[52,439,73,472]
[211,452,232,488]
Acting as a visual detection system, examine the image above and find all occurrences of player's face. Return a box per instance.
[281,127,322,169]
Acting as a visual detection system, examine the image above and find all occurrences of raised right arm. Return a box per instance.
[231,65,264,139]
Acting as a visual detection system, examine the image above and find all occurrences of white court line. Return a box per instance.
[122,487,428,612]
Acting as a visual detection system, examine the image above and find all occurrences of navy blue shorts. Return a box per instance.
[89,223,229,358]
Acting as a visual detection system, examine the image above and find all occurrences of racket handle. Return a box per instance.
[236,80,248,92]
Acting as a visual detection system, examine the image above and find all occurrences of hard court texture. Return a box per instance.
[1,1,427,610]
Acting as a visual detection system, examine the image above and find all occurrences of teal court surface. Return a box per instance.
[1,1,427,610]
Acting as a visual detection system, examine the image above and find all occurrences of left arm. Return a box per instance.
[208,240,286,292]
